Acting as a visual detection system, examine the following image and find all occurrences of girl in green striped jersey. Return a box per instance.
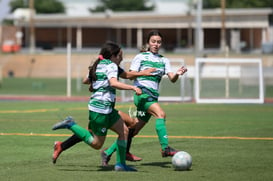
[52,41,143,171]
[102,30,188,165]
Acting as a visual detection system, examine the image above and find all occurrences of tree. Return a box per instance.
[91,0,155,12]
[9,0,27,12]
[203,0,273,9]
[9,0,65,14]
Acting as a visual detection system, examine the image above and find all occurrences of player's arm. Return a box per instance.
[82,76,90,84]
[109,77,142,95]
[82,74,93,92]
[119,68,156,80]
[167,66,188,83]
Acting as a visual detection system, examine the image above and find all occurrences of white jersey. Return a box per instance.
[88,59,118,114]
[130,51,172,98]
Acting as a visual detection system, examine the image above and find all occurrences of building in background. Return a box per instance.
[1,0,272,54]
[57,0,189,16]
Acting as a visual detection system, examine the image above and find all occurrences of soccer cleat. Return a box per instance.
[161,146,179,157]
[52,116,75,130]
[52,141,63,164]
[114,163,137,172]
[100,148,111,167]
[126,152,142,161]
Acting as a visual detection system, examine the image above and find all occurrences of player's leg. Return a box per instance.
[118,110,142,161]
[100,140,116,166]
[125,128,137,160]
[147,103,179,157]
[101,110,141,165]
[125,119,147,161]
[52,134,82,164]
[119,93,153,161]
[102,119,146,165]
[61,134,82,150]
[110,117,137,171]
[147,103,168,149]
[52,116,104,149]
[118,110,137,128]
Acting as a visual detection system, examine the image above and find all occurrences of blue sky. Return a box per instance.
[0,0,11,22]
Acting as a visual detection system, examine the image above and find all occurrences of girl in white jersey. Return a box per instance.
[52,41,142,171]
[130,30,187,157]
[102,30,187,166]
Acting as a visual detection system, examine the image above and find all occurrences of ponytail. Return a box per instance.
[87,41,121,92]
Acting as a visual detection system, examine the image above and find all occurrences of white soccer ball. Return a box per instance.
[172,151,192,171]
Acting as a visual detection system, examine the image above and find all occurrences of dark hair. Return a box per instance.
[141,30,163,52]
[146,30,163,44]
[88,41,121,90]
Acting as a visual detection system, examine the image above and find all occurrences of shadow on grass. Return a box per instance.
[97,165,115,171]
[140,161,171,168]
[55,164,127,172]
[55,162,183,171]
[140,161,193,171]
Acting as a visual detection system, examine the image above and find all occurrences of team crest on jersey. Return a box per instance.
[148,97,154,102]
[101,128,106,133]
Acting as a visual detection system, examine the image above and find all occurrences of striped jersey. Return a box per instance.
[88,59,119,114]
[130,51,172,98]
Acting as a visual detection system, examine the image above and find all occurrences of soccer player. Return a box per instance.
[52,65,154,165]
[101,30,188,166]
[52,41,155,171]
[52,41,144,171]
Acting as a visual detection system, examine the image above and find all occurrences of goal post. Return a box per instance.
[195,58,264,104]
[120,59,193,102]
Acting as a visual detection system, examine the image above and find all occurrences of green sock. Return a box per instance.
[116,140,127,164]
[155,118,168,150]
[70,124,94,145]
[105,141,117,156]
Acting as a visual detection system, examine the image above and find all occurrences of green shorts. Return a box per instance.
[134,93,158,122]
[88,109,120,136]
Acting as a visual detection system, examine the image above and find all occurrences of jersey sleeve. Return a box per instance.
[130,54,141,71]
[107,63,118,79]
[164,57,173,74]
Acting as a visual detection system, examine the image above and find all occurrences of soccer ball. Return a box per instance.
[172,151,192,171]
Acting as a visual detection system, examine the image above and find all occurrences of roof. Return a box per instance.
[13,8,272,29]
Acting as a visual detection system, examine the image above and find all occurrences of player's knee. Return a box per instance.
[127,120,137,128]
[91,143,103,150]
[90,139,104,149]
[156,111,166,118]
[128,118,138,128]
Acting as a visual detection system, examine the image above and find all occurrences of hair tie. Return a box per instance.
[98,55,104,60]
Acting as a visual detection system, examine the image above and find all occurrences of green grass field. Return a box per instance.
[1,100,273,181]
[1,77,273,98]
[0,78,90,96]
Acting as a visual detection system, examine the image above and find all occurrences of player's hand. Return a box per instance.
[176,66,187,75]
[133,87,142,95]
[141,68,157,76]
